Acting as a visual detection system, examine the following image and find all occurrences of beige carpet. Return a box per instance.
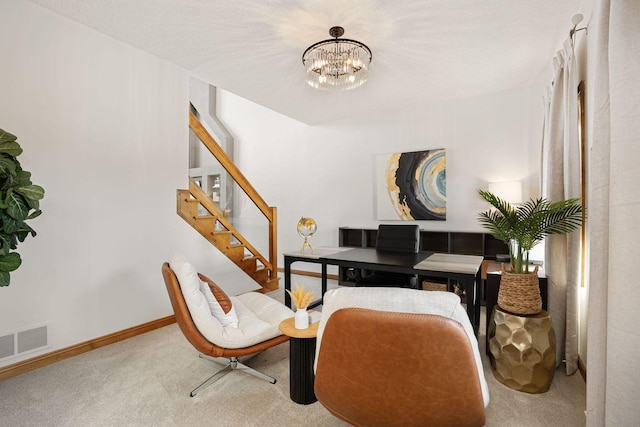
[0,297,586,426]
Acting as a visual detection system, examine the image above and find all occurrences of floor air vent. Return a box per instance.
[0,334,14,359]
[0,324,49,360]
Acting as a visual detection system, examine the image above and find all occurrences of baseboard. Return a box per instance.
[0,315,176,381]
[277,268,339,281]
[578,354,587,382]
[0,270,336,382]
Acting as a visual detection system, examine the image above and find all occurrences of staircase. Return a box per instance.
[177,109,279,292]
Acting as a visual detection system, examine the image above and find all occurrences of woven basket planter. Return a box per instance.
[422,280,447,292]
[497,264,542,315]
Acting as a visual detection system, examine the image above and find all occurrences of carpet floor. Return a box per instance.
[0,287,586,426]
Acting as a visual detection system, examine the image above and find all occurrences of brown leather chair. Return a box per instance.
[314,307,486,427]
[162,262,290,396]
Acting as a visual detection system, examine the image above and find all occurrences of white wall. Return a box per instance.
[0,0,546,368]
[0,0,224,367]
[217,86,545,263]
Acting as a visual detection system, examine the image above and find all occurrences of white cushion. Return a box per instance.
[315,287,490,408]
[169,253,224,343]
[168,252,294,349]
[199,280,239,328]
[212,292,294,348]
[237,291,295,329]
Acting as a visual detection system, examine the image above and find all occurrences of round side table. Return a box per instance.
[279,315,319,404]
[488,307,556,393]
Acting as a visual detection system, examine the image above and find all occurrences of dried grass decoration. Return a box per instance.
[286,284,315,310]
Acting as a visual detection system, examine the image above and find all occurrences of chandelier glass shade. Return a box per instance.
[302,26,372,91]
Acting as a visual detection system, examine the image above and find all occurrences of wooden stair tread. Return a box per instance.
[176,125,278,293]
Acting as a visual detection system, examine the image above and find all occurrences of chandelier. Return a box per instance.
[302,26,372,91]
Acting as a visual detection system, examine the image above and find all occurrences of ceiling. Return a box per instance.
[29,0,583,125]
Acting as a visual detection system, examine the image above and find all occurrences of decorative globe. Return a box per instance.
[297,217,317,237]
[297,217,317,254]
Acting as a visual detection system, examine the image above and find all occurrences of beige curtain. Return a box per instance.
[585,1,610,424]
[542,38,581,375]
[586,0,640,424]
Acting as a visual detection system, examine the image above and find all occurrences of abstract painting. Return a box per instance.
[375,149,446,220]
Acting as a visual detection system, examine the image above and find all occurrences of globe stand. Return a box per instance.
[297,217,317,256]
[300,237,314,255]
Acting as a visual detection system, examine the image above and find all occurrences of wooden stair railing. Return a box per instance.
[177,110,279,292]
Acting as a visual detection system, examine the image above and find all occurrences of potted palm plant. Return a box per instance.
[477,189,584,315]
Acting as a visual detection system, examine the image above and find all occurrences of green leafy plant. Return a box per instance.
[477,189,584,274]
[0,129,45,286]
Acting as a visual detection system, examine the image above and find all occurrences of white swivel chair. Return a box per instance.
[162,254,294,396]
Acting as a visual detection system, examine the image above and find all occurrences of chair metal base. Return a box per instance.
[190,353,276,397]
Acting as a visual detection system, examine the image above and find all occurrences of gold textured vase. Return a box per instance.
[488,307,556,393]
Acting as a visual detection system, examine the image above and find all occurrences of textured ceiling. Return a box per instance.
[28,0,583,125]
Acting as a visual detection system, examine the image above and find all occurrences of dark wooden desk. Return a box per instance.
[283,248,484,336]
[283,248,350,310]
[319,248,431,276]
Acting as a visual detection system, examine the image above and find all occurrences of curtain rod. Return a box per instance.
[570,13,588,46]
